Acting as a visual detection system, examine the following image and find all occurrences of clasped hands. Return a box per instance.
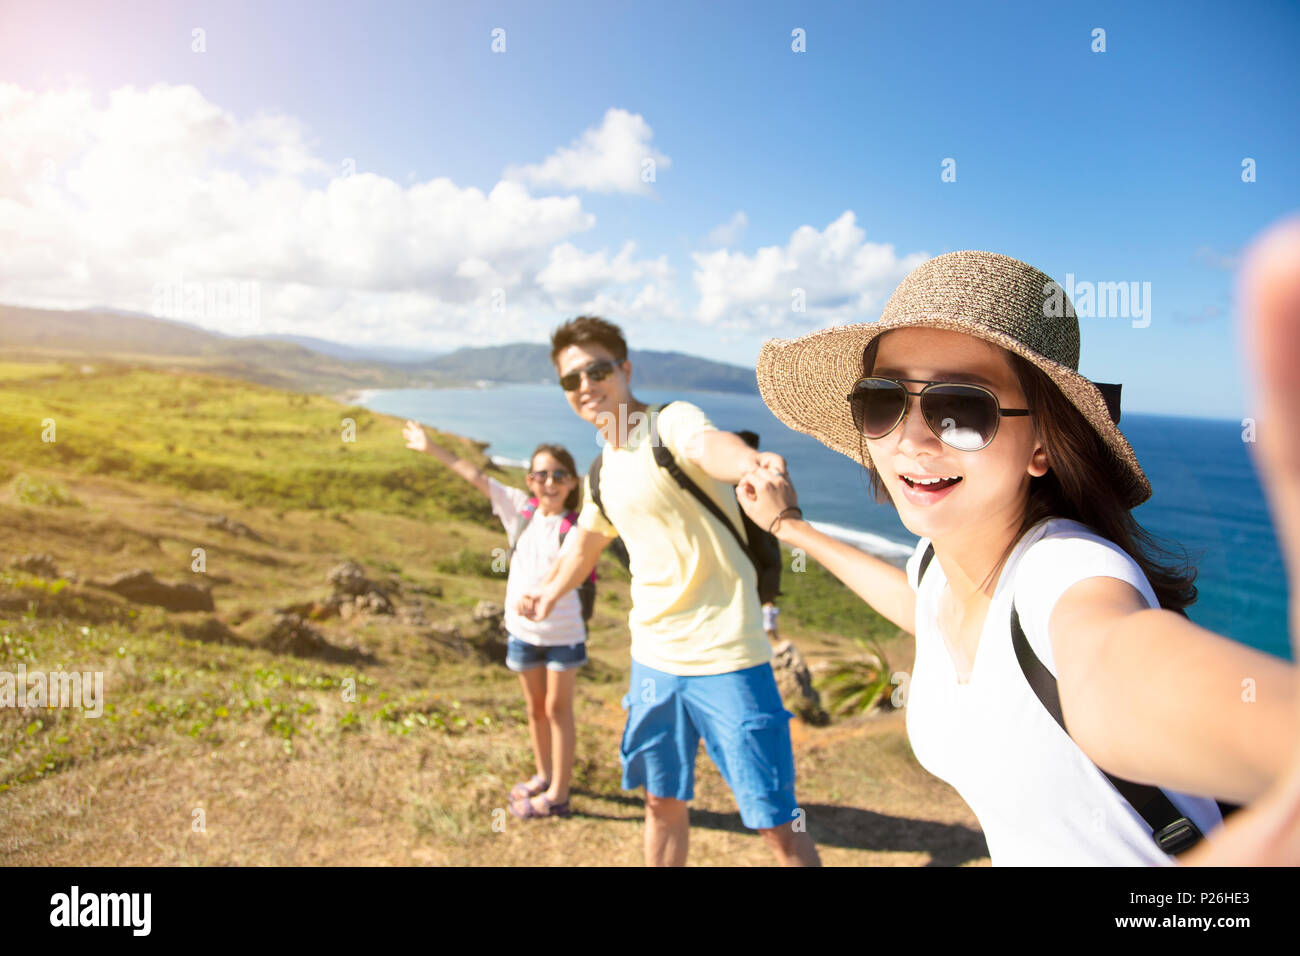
[737,451,801,537]
[514,590,554,622]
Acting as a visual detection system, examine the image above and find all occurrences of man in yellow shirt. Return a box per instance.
[517,315,821,866]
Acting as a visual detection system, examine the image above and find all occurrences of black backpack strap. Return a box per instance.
[1009,602,1205,856]
[587,442,635,571]
[587,452,613,529]
[647,403,756,567]
[916,541,936,587]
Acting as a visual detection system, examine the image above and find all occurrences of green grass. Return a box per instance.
[0,365,499,524]
[433,547,503,578]
[0,359,899,795]
[816,633,895,717]
[779,545,897,639]
[10,473,81,508]
[0,580,529,791]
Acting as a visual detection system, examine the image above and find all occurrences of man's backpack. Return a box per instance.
[507,499,596,621]
[587,401,782,605]
[916,541,1241,856]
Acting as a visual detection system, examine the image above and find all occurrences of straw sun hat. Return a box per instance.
[754,250,1152,510]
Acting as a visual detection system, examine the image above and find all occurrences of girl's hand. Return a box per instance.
[737,462,799,536]
[1178,216,1300,866]
[402,420,429,453]
[515,593,537,619]
[516,590,555,622]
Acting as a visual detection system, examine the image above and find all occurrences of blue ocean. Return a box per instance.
[358,384,1291,662]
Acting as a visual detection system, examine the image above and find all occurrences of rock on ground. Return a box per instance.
[95,569,214,612]
[772,640,830,726]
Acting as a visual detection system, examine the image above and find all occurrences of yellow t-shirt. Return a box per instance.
[577,400,771,676]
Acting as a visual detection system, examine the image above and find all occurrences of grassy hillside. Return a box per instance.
[0,360,987,866]
[0,304,468,396]
[0,304,763,396]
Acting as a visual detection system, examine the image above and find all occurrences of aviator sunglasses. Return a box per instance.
[559,359,618,392]
[527,469,572,483]
[847,377,1030,451]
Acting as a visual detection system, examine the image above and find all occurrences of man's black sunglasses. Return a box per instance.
[559,359,619,392]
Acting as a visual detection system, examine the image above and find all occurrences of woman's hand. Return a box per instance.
[1178,216,1300,866]
[402,419,429,453]
[737,462,800,536]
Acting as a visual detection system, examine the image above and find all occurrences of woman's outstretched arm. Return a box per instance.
[736,467,915,633]
[1176,217,1300,865]
[1049,579,1296,807]
[402,419,491,497]
[1081,217,1300,868]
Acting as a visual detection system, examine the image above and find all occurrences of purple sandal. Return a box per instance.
[509,774,550,802]
[509,792,572,819]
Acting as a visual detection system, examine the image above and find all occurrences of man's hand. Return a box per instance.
[754,450,788,476]
[684,430,787,485]
[1178,215,1300,866]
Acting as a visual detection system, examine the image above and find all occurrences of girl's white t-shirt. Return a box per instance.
[487,477,586,647]
[904,516,1225,866]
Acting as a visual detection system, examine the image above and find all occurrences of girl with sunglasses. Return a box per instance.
[403,423,587,819]
[735,235,1300,866]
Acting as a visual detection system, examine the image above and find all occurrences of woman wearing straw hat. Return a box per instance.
[736,225,1300,866]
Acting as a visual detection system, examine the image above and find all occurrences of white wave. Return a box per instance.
[490,455,531,469]
[806,519,917,566]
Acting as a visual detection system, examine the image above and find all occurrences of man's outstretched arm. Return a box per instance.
[683,429,784,485]
[518,526,610,621]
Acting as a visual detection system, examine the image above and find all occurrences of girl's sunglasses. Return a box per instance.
[559,359,618,392]
[527,469,572,483]
[847,377,1030,451]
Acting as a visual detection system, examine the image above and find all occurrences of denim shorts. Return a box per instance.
[506,634,587,672]
[619,659,798,831]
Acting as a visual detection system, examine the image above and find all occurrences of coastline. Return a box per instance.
[348,385,917,569]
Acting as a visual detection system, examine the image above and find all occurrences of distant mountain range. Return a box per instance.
[405,343,758,393]
[0,304,759,397]
[245,333,448,364]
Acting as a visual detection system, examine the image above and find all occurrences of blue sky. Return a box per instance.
[1,0,1297,418]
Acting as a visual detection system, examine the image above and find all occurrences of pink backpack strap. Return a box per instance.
[521,496,540,520]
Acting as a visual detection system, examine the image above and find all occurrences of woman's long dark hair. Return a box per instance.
[529,443,582,512]
[859,337,1197,611]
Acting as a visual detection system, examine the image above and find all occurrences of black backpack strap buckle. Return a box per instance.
[1153,816,1203,856]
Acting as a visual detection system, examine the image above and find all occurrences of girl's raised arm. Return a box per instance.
[403,420,491,498]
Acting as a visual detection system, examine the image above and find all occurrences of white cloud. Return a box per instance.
[691,211,928,332]
[1194,244,1239,270]
[536,240,673,302]
[0,82,926,357]
[503,107,670,196]
[0,82,637,348]
[705,210,748,247]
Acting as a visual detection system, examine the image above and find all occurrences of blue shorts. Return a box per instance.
[619,659,798,831]
[506,634,587,672]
